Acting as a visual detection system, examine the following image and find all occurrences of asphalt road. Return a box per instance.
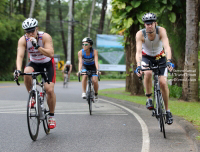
[0,80,198,152]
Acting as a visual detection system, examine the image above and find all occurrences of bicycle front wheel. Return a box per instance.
[157,91,166,138]
[27,90,40,141]
[87,85,92,115]
[43,92,50,135]
[63,77,66,88]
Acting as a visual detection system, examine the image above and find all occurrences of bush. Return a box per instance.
[0,73,23,81]
[100,73,126,79]
[168,84,182,98]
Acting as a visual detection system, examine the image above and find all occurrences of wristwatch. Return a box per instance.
[167,59,172,62]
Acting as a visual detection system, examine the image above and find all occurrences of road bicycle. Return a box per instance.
[63,72,68,88]
[15,70,50,141]
[78,70,100,115]
[136,60,172,138]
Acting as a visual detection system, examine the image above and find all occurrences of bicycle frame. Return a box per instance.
[78,70,99,115]
[153,66,161,118]
[86,73,94,100]
[138,60,167,138]
[15,71,50,140]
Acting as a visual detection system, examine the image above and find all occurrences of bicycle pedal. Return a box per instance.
[152,109,156,116]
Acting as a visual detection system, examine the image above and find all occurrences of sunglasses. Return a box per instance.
[26,29,35,34]
[82,43,89,46]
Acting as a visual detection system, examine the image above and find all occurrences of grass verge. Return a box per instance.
[99,87,200,140]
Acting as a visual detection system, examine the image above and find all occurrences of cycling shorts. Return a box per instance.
[82,64,97,77]
[64,71,68,74]
[142,55,167,76]
[27,59,56,83]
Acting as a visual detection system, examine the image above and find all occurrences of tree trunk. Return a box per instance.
[71,0,76,71]
[10,0,13,15]
[18,0,21,14]
[182,0,199,101]
[23,0,26,17]
[106,15,112,34]
[58,0,67,61]
[29,0,35,18]
[126,24,144,95]
[88,0,96,37]
[98,0,107,34]
[46,0,50,34]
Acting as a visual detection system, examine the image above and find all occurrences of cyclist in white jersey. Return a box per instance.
[14,18,56,129]
[135,13,174,125]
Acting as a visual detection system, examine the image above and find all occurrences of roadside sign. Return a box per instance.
[58,60,64,70]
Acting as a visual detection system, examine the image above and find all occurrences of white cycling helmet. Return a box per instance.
[22,18,38,32]
[66,61,71,65]
[142,12,157,24]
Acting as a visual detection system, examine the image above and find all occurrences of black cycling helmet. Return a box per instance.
[142,13,157,24]
[82,37,93,45]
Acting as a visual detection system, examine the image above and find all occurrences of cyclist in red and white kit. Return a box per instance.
[135,13,174,125]
[14,18,56,129]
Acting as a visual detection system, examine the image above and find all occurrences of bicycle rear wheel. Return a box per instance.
[43,92,50,134]
[27,90,40,141]
[157,92,166,138]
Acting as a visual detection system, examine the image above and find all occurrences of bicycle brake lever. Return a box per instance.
[15,79,20,86]
[78,73,81,82]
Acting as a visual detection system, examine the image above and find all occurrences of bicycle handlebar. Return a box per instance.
[15,72,50,86]
[78,70,100,82]
[134,60,173,80]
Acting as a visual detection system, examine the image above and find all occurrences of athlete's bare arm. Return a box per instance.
[135,31,144,67]
[39,33,54,58]
[69,64,72,73]
[159,27,171,60]
[78,50,82,72]
[94,50,99,70]
[16,36,26,71]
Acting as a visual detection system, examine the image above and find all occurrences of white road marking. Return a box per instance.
[0,100,127,116]
[99,98,150,152]
[0,99,149,151]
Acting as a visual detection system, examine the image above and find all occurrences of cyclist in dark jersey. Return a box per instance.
[77,37,99,102]
[62,61,72,81]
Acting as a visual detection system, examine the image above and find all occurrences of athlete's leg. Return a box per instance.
[159,76,169,110]
[92,76,98,93]
[82,75,87,93]
[68,73,70,81]
[44,82,56,113]
[24,66,34,92]
[144,70,153,96]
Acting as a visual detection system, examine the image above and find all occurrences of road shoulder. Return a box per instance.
[99,95,200,152]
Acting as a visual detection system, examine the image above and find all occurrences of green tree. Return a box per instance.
[158,1,186,88]
[111,0,181,95]
[0,14,24,76]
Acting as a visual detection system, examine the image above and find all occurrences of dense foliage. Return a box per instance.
[0,0,113,78]
[0,1,25,75]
